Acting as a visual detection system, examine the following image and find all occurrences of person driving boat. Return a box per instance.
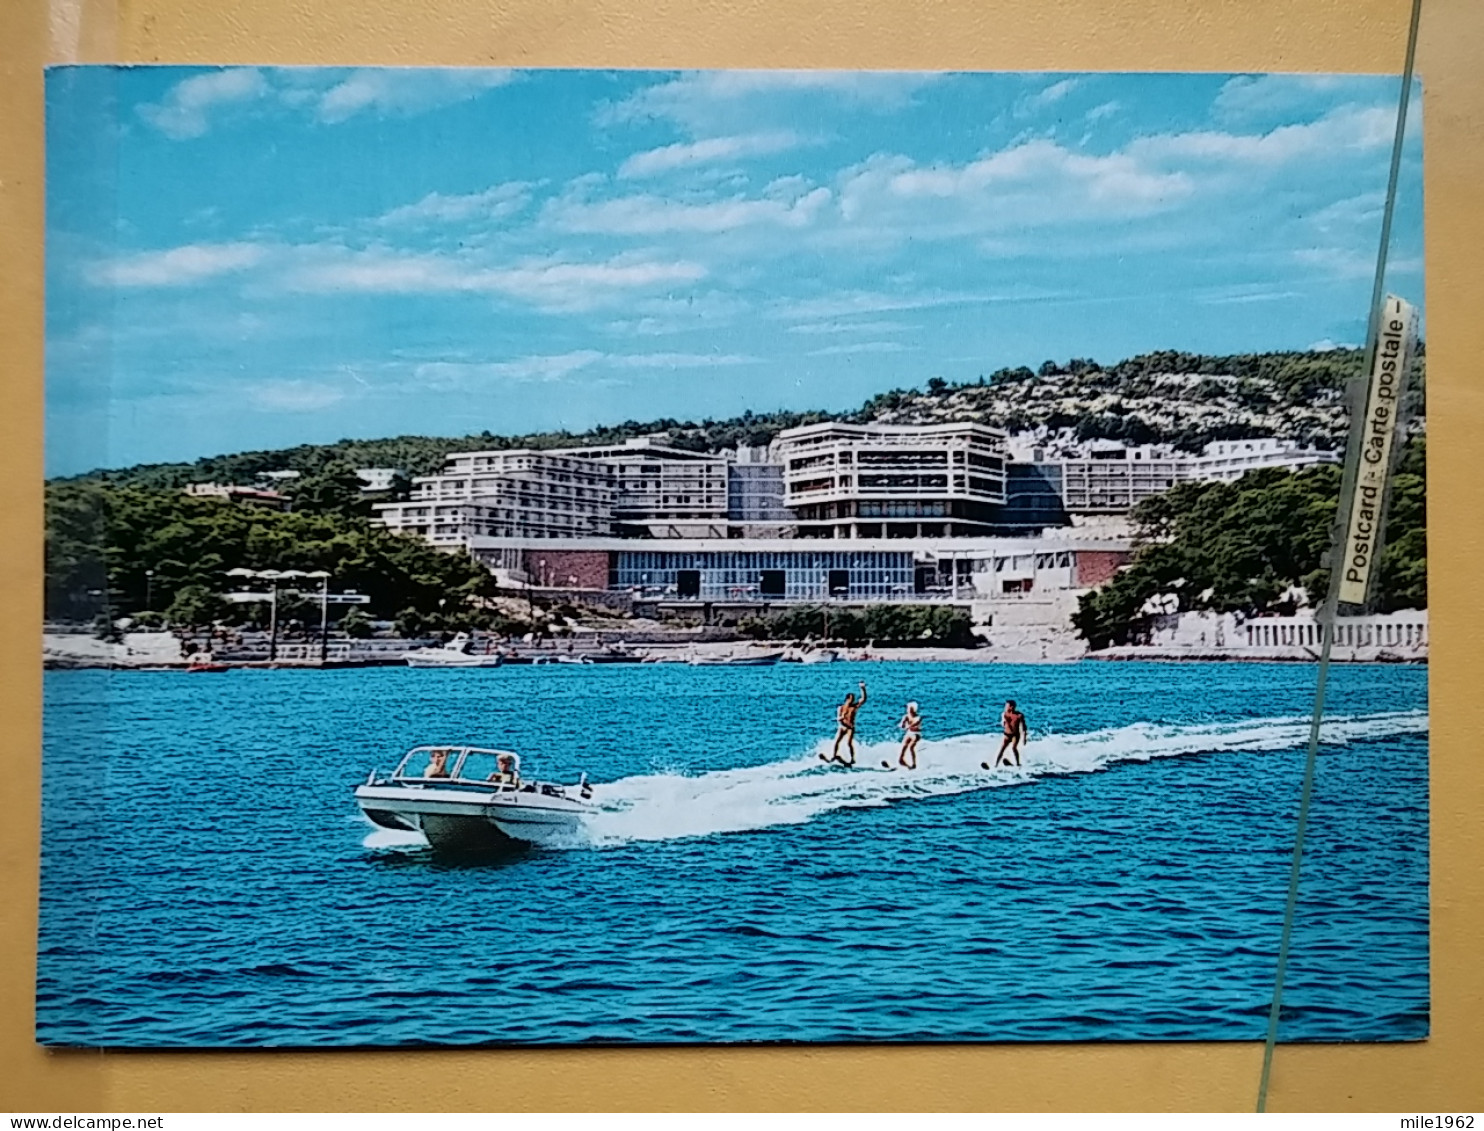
[486,752,520,787]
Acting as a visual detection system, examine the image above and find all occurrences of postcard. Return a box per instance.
[39,67,1426,1047]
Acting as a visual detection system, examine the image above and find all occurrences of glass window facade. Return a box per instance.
[614,549,916,601]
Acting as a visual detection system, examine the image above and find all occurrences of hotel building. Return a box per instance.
[1051,437,1340,513]
[1056,443,1190,514]
[184,483,293,511]
[373,450,615,546]
[726,444,793,538]
[774,421,1009,538]
[1189,438,1340,482]
[461,533,1130,609]
[553,437,731,538]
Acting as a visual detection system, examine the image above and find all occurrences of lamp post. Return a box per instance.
[260,570,285,662]
[144,568,154,613]
[308,570,331,663]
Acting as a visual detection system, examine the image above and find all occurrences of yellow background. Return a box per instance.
[3,0,1481,1112]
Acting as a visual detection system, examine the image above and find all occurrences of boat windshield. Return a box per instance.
[393,746,521,786]
[456,749,520,786]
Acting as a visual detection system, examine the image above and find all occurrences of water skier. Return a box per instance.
[993,700,1028,768]
[826,681,867,766]
[896,701,922,770]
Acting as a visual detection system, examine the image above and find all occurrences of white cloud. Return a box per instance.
[1133,105,1394,165]
[137,69,270,139]
[776,289,1036,321]
[1213,74,1393,121]
[316,68,516,124]
[1085,101,1120,123]
[602,70,942,132]
[90,242,266,286]
[135,66,518,139]
[807,341,908,356]
[547,180,832,236]
[1291,246,1375,279]
[1015,77,1081,117]
[1195,287,1302,305]
[249,379,346,412]
[816,104,1400,249]
[618,131,804,178]
[1308,338,1358,352]
[609,352,754,368]
[286,249,707,311]
[788,319,909,335]
[486,258,708,310]
[604,291,752,336]
[834,142,1191,238]
[377,182,535,226]
[418,351,605,384]
[412,349,752,387]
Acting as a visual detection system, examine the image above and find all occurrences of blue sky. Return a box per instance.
[45,67,1423,475]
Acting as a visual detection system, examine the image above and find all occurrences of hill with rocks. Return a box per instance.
[66,346,1424,489]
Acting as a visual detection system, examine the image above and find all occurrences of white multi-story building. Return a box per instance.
[775,421,1008,538]
[1050,436,1341,512]
[1189,438,1340,482]
[374,450,615,547]
[1057,444,1190,513]
[553,437,730,537]
[184,482,293,511]
[354,467,405,493]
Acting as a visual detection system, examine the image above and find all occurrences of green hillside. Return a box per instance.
[61,346,1425,488]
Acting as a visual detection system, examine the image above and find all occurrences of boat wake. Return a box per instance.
[579,710,1428,848]
[359,710,1426,853]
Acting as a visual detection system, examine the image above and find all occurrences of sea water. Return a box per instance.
[37,661,1428,1046]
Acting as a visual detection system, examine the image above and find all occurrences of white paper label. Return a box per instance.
[1338,295,1418,605]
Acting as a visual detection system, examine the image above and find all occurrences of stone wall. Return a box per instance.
[1075,549,1131,587]
[521,549,612,590]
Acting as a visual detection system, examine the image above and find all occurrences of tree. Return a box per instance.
[287,464,372,520]
[43,480,495,622]
[167,584,223,628]
[1074,440,1426,647]
[339,607,374,639]
[91,612,123,643]
[394,608,426,638]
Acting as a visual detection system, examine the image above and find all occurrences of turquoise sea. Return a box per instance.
[37,661,1428,1046]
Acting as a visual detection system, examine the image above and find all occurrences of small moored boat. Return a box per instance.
[404,633,503,668]
[689,651,785,666]
[795,648,839,665]
[355,746,594,853]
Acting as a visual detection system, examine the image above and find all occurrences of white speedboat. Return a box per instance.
[356,746,594,853]
[689,651,785,667]
[796,648,839,665]
[404,633,502,668]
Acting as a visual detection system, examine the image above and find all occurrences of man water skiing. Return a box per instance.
[992,700,1028,768]
[825,681,868,766]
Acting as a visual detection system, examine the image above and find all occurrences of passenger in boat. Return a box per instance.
[994,701,1028,768]
[486,753,520,788]
[424,748,451,778]
[825,681,868,766]
[897,701,923,770]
